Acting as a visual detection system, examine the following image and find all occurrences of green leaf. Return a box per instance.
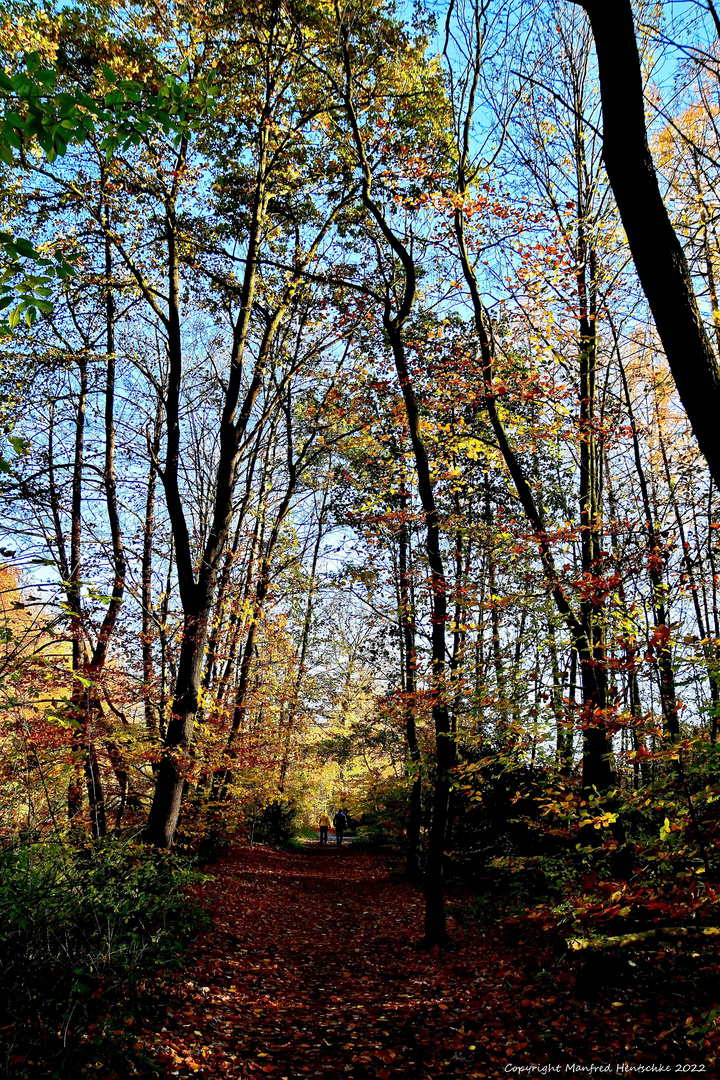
[24,51,41,74]
[35,69,56,88]
[4,111,26,130]
[25,115,42,138]
[56,92,76,115]
[12,73,37,97]
[3,128,22,150]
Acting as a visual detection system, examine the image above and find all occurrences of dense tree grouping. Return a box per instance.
[2,0,720,1058]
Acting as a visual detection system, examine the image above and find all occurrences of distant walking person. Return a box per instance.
[319,811,330,844]
[333,809,347,845]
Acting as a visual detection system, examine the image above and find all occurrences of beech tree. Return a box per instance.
[2,0,720,978]
[573,0,720,490]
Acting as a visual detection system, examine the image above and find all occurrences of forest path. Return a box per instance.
[141,843,677,1079]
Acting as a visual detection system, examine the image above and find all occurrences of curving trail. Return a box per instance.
[139,842,709,1078]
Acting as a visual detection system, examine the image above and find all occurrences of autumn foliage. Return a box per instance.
[1,0,720,1073]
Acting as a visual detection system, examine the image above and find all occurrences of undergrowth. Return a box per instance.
[0,836,209,1077]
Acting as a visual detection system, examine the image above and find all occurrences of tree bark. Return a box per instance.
[278,488,329,792]
[454,213,617,801]
[398,485,422,882]
[617,354,680,739]
[141,394,164,738]
[575,0,720,489]
[339,16,453,945]
[143,131,347,846]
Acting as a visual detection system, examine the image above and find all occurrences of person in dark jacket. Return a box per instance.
[333,809,347,845]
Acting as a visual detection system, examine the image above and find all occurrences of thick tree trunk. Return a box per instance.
[575,0,720,489]
[386,324,452,945]
[576,226,616,795]
[144,138,266,847]
[145,608,209,848]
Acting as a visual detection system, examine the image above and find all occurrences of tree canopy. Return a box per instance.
[2,0,720,1071]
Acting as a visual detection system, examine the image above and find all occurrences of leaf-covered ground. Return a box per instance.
[121,842,720,1078]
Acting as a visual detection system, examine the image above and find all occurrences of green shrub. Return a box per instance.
[353,775,410,847]
[0,837,208,1074]
[252,798,302,846]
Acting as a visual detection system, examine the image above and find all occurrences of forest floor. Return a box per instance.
[124,841,720,1079]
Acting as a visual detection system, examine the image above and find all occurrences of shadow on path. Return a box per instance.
[144,842,487,1078]
[141,842,695,1078]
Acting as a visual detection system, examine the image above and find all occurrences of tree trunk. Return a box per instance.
[617,354,680,739]
[141,395,164,738]
[575,0,720,489]
[143,129,346,847]
[385,322,453,945]
[278,489,328,791]
[339,21,453,943]
[454,216,617,803]
[398,485,422,882]
[660,432,720,741]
